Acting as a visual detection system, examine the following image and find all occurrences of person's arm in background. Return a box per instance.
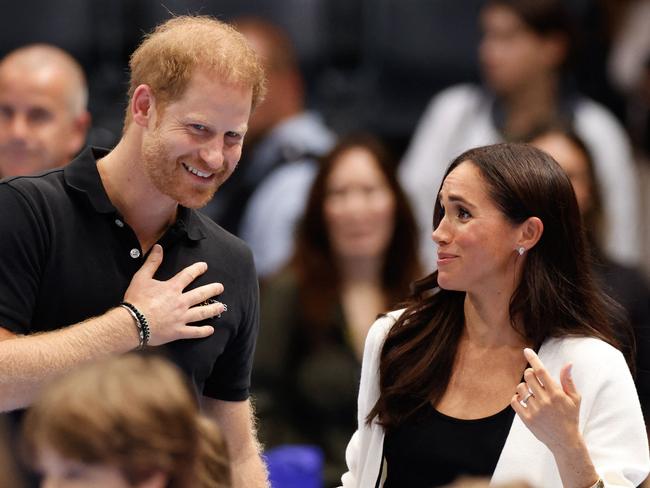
[202,397,269,488]
[575,101,641,265]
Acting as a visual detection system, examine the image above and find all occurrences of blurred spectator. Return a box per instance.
[530,126,650,428]
[0,417,25,488]
[23,354,231,488]
[252,134,421,487]
[399,0,640,270]
[609,0,650,155]
[0,44,90,177]
[607,0,650,281]
[201,17,335,277]
[442,478,531,488]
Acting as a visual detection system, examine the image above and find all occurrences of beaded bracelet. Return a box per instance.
[120,301,151,349]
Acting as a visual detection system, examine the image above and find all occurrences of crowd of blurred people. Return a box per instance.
[1,0,650,487]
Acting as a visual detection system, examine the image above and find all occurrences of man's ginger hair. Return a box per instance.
[125,15,266,128]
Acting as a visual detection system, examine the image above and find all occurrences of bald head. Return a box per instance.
[0,44,90,177]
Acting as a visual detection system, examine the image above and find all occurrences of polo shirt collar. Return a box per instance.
[175,206,206,241]
[64,146,115,214]
[64,147,206,242]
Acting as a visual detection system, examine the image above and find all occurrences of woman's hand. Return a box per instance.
[512,348,600,488]
[511,348,581,450]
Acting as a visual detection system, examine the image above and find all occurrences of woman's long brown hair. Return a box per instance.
[368,143,628,429]
[291,133,421,337]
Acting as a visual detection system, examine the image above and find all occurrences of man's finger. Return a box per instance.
[135,244,164,279]
[170,261,208,289]
[183,283,224,307]
[186,302,226,324]
[178,324,215,340]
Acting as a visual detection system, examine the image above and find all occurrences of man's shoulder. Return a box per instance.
[0,168,68,208]
[430,83,486,109]
[573,96,628,136]
[192,210,255,259]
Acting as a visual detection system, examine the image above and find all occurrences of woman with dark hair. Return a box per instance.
[340,143,648,488]
[252,134,421,486]
[23,354,232,488]
[530,126,650,431]
[400,0,639,270]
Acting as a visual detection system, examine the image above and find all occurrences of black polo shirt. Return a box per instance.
[0,147,259,401]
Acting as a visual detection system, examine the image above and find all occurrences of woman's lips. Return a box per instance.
[437,253,458,265]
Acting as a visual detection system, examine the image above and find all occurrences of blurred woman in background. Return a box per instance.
[253,133,421,486]
[23,354,231,488]
[530,126,650,429]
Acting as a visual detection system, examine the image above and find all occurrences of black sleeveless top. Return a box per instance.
[383,402,515,487]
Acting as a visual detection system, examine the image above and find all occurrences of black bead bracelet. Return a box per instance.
[120,301,151,349]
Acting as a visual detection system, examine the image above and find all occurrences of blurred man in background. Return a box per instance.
[202,18,335,278]
[0,44,90,178]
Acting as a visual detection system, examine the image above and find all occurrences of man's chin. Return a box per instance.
[176,188,219,209]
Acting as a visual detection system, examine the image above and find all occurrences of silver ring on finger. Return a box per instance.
[519,387,534,408]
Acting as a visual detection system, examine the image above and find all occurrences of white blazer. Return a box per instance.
[340,310,650,487]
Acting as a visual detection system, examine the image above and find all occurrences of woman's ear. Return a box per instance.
[517,216,544,252]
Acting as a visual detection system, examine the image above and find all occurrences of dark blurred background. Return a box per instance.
[0,0,632,159]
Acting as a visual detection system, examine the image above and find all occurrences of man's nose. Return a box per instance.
[8,114,29,140]
[199,138,224,169]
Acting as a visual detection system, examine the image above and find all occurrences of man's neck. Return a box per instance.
[96,137,178,252]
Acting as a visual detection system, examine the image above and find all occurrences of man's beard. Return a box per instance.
[141,132,222,209]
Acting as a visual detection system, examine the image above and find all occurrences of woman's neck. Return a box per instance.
[501,73,560,139]
[338,255,384,286]
[463,287,528,350]
[337,255,388,360]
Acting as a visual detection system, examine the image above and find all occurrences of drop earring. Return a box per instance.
[517,246,525,256]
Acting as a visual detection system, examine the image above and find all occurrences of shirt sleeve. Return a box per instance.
[0,184,47,333]
[202,244,260,401]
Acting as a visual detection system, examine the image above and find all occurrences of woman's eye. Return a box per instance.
[458,207,471,220]
[190,124,207,132]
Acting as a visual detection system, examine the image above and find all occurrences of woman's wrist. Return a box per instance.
[551,433,600,488]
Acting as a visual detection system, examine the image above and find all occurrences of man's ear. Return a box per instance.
[131,84,156,128]
[517,216,544,252]
[66,110,91,156]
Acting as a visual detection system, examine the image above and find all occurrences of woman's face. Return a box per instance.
[37,447,165,488]
[432,161,522,293]
[323,147,396,261]
[531,133,592,216]
[479,5,560,96]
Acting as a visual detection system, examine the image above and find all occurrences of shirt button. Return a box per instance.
[130,248,141,259]
[114,218,124,228]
